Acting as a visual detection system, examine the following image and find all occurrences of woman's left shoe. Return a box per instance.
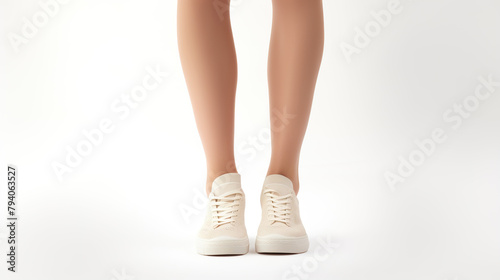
[255,174,309,254]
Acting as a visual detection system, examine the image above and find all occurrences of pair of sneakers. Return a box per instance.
[196,173,308,255]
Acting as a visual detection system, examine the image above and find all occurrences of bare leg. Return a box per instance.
[177,0,238,195]
[267,0,325,195]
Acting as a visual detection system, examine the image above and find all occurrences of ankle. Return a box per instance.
[206,169,239,195]
[265,171,300,195]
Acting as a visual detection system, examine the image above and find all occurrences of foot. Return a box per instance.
[196,173,249,255]
[256,174,309,254]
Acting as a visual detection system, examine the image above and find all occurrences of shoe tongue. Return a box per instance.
[263,174,293,196]
[212,173,241,196]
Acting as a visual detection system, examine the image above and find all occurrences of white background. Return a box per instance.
[1,0,500,279]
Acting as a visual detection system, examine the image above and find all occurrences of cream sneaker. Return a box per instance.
[256,174,309,253]
[196,173,249,255]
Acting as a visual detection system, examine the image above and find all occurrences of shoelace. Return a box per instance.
[210,190,242,228]
[264,189,292,225]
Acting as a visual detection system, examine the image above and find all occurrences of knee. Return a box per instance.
[271,0,322,10]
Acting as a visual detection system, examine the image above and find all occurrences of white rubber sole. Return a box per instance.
[196,236,249,256]
[255,234,309,254]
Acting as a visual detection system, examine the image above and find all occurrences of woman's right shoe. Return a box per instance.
[196,173,249,255]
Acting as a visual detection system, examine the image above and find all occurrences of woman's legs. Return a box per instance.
[177,0,238,195]
[267,0,325,195]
